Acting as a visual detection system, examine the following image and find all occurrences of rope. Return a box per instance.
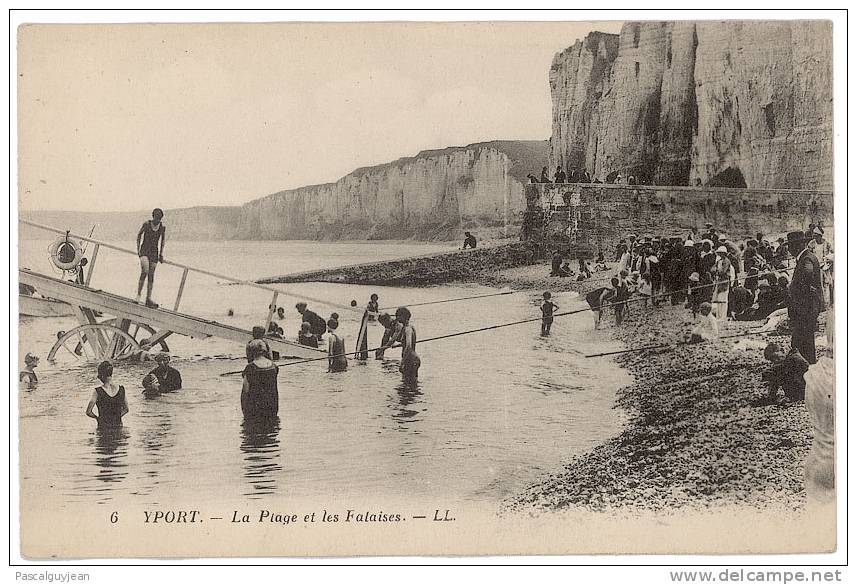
[379,290,514,311]
[221,255,804,375]
[583,329,767,358]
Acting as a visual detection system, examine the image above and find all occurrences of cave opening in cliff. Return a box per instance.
[707,167,747,188]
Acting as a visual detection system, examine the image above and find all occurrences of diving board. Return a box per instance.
[19,219,327,363]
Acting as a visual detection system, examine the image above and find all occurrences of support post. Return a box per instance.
[264,291,279,333]
[84,243,99,286]
[174,268,189,312]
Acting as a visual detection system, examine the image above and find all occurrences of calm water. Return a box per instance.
[18,239,629,510]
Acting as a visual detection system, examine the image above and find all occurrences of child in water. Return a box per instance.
[540,292,559,336]
[394,307,420,382]
[367,293,380,322]
[298,322,319,348]
[327,319,348,372]
[20,352,39,390]
[141,373,160,398]
[760,342,809,404]
[247,326,274,362]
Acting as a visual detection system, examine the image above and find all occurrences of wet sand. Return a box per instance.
[508,302,817,513]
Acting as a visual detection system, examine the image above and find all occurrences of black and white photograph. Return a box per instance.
[11,10,844,564]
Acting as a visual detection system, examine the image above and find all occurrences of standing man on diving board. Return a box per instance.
[136,208,166,308]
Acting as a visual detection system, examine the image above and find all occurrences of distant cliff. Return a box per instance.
[22,140,548,242]
[20,206,242,241]
[549,21,832,189]
[235,140,548,241]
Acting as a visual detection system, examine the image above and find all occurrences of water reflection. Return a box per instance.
[137,410,175,491]
[391,381,423,429]
[240,416,282,498]
[89,426,130,501]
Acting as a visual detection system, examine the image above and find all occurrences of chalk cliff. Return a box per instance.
[235,141,548,241]
[550,21,832,189]
[23,141,548,241]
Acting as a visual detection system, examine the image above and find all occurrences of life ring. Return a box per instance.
[49,235,83,271]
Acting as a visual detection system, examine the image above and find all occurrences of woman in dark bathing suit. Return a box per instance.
[242,339,279,419]
[85,361,129,429]
[136,208,166,307]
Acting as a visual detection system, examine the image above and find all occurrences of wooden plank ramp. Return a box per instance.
[19,268,326,360]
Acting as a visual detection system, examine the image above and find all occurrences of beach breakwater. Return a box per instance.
[256,242,536,287]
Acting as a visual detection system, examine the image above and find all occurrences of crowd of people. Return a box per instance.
[528,165,641,186]
[540,222,833,414]
[569,223,833,335]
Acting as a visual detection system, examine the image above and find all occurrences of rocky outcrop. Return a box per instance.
[550,21,832,190]
[257,243,535,287]
[236,141,548,241]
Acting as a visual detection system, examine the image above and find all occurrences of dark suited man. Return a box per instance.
[787,231,824,364]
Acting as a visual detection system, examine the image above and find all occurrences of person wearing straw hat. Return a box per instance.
[712,246,732,321]
[20,353,39,390]
[687,272,703,318]
[680,239,700,302]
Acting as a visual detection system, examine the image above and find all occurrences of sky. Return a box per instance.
[18,21,623,212]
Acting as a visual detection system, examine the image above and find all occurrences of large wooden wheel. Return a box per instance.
[101,318,170,353]
[47,324,142,365]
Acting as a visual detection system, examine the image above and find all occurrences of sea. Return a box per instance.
[17,238,630,511]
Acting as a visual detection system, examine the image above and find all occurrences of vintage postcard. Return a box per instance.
[14,15,842,561]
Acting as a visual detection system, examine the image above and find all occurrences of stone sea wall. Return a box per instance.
[525,183,834,256]
[550,21,833,190]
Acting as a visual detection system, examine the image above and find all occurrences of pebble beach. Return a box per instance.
[506,299,818,514]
